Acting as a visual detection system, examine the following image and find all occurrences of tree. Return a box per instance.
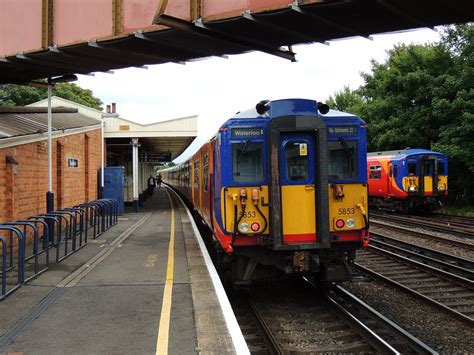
[0,82,103,110]
[326,86,365,115]
[331,24,474,203]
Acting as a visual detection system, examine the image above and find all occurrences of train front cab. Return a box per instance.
[216,101,368,285]
[403,153,448,208]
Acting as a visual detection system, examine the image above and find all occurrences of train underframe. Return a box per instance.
[215,241,359,287]
[370,195,445,212]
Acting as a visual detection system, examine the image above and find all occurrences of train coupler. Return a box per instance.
[291,252,319,273]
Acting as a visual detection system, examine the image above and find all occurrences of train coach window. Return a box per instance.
[232,141,264,182]
[328,140,358,180]
[437,161,445,175]
[285,142,309,182]
[369,165,382,180]
[408,159,417,175]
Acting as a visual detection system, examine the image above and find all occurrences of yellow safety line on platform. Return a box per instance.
[156,188,175,355]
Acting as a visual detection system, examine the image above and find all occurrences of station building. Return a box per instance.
[16,96,197,213]
[0,106,101,224]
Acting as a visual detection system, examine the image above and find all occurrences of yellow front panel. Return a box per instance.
[403,176,419,192]
[222,186,269,234]
[328,184,368,231]
[424,176,433,193]
[281,185,315,235]
[438,176,448,192]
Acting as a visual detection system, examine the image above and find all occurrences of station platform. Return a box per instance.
[0,187,247,354]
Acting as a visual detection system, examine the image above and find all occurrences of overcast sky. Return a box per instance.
[76,27,441,162]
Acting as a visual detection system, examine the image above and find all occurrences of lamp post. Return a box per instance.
[100,112,119,199]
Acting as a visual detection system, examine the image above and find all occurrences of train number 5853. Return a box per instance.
[338,208,355,215]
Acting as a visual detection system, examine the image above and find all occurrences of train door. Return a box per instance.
[387,162,393,195]
[280,132,316,243]
[421,156,436,195]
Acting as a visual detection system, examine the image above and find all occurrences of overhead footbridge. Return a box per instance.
[0,0,472,84]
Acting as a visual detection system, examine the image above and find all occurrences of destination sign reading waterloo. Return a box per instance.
[231,128,264,138]
[328,126,357,135]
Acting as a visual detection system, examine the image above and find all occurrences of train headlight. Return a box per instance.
[239,222,249,233]
[251,222,260,232]
[335,219,345,228]
[409,186,417,192]
[346,218,355,228]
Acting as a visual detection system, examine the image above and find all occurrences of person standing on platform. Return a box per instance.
[147,174,156,197]
[157,173,162,187]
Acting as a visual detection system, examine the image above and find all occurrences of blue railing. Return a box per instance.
[0,198,118,300]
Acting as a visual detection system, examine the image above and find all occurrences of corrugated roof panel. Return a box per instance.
[0,109,100,139]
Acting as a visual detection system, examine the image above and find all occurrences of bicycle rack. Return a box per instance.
[0,225,25,300]
[2,221,47,282]
[0,198,119,300]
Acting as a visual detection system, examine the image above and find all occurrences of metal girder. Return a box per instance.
[15,52,95,74]
[155,14,296,62]
[242,10,315,44]
[87,40,184,65]
[49,46,136,72]
[289,2,363,39]
[376,0,427,28]
[134,30,219,59]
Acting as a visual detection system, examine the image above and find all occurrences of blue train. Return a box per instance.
[163,98,369,285]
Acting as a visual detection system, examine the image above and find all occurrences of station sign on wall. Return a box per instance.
[68,158,79,168]
[140,152,172,163]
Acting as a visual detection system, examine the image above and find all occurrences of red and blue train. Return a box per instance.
[367,149,448,212]
[163,99,369,285]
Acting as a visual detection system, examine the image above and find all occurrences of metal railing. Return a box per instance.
[0,198,118,300]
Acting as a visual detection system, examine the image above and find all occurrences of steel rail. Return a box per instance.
[331,285,438,354]
[370,232,474,279]
[370,220,474,250]
[370,213,474,238]
[356,247,474,325]
[247,296,284,355]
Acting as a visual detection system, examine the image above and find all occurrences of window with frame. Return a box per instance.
[328,139,358,180]
[194,160,199,188]
[437,161,445,175]
[285,142,309,182]
[203,154,209,192]
[369,165,382,180]
[232,141,264,183]
[407,159,417,175]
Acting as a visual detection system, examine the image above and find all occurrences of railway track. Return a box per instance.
[370,232,474,280]
[370,212,474,238]
[430,213,474,228]
[235,280,436,354]
[370,219,474,250]
[356,246,474,325]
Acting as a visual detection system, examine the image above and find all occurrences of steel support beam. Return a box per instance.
[87,40,184,65]
[155,14,296,62]
[242,10,315,44]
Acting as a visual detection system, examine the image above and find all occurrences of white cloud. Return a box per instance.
[76,27,440,162]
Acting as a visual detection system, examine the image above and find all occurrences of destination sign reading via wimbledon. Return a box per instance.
[231,128,264,138]
[328,126,357,135]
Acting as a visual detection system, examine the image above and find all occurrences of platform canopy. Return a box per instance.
[0,0,473,85]
[104,115,197,162]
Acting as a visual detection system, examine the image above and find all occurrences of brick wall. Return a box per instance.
[0,128,101,224]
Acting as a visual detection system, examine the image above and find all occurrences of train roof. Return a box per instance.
[367,149,447,160]
[230,98,360,121]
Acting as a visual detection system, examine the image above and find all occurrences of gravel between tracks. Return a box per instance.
[343,278,474,354]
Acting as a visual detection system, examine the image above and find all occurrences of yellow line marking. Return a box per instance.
[156,188,175,355]
[144,255,158,268]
